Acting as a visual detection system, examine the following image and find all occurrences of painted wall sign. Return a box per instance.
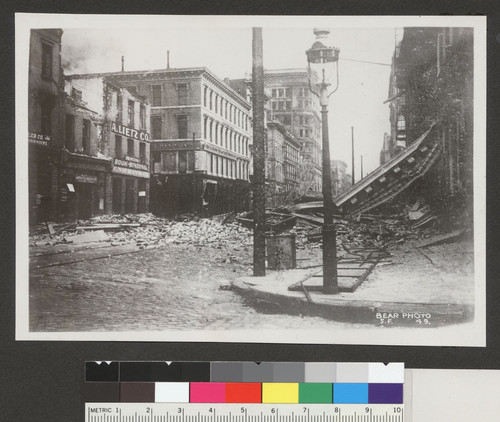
[111,122,150,141]
[114,158,148,172]
[125,155,141,163]
[28,132,50,147]
[112,166,150,179]
[75,174,98,184]
[151,140,201,151]
[138,191,146,197]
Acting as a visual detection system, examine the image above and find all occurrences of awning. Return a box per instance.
[335,124,440,216]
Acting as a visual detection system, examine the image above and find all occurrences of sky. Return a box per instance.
[61,22,397,178]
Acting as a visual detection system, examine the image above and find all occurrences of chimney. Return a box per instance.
[167,51,170,69]
[121,56,124,72]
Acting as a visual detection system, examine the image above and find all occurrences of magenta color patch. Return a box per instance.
[190,382,226,403]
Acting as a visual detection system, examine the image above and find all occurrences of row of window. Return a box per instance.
[207,153,249,180]
[204,117,250,157]
[203,85,249,131]
[150,83,189,107]
[152,150,194,174]
[270,87,310,98]
[285,162,299,180]
[64,114,90,153]
[150,115,190,140]
[115,135,147,163]
[271,99,313,111]
[285,144,300,164]
[114,92,147,130]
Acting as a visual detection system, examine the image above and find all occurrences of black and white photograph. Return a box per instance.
[16,14,486,345]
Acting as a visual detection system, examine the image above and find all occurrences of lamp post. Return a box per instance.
[306,28,340,294]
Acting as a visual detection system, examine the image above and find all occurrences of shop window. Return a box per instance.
[177,83,188,106]
[163,152,176,172]
[41,42,53,80]
[127,138,134,157]
[177,115,188,139]
[151,115,162,139]
[178,151,187,173]
[152,85,162,107]
[153,151,161,163]
[65,114,74,151]
[186,150,194,172]
[115,135,122,159]
[82,119,90,153]
[128,100,135,126]
[140,142,146,163]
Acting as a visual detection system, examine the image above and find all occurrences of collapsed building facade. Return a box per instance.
[339,27,473,229]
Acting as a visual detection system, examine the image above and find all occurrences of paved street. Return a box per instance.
[29,243,357,332]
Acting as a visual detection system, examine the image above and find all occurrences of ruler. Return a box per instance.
[85,403,404,422]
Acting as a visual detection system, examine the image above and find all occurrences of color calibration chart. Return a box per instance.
[85,362,405,422]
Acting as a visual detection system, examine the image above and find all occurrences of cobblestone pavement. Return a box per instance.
[29,243,355,332]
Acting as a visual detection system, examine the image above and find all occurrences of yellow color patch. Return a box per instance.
[262,383,299,403]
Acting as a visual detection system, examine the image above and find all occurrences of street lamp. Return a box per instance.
[306,28,340,294]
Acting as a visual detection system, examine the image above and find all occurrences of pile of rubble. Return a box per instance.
[30,213,253,249]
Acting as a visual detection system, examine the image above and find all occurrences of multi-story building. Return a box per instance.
[28,29,65,225]
[381,27,474,226]
[264,69,322,195]
[108,67,252,217]
[64,74,151,215]
[331,159,351,197]
[265,121,301,207]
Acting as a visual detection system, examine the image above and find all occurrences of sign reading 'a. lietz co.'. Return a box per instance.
[111,122,150,141]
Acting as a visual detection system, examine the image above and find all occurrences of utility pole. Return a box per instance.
[351,126,355,185]
[252,28,266,276]
[192,132,196,214]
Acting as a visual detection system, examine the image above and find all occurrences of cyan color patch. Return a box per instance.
[333,383,368,403]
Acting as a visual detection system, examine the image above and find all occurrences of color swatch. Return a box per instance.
[85,362,404,404]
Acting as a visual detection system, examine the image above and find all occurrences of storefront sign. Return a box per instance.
[75,174,98,184]
[112,166,150,179]
[111,122,150,141]
[151,140,201,151]
[114,158,148,172]
[125,155,141,163]
[138,191,146,197]
[66,183,75,192]
[29,132,50,147]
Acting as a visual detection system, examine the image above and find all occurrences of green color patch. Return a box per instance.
[299,383,333,403]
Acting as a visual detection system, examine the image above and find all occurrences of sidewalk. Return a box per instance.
[231,238,475,327]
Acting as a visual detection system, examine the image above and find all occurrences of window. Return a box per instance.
[65,114,74,150]
[127,138,134,157]
[41,42,53,79]
[128,86,137,94]
[115,135,122,159]
[128,100,135,126]
[116,94,123,122]
[82,119,90,153]
[151,115,162,139]
[177,115,188,139]
[140,142,146,163]
[285,88,292,98]
[140,104,146,129]
[282,115,291,126]
[203,86,208,107]
[71,87,82,102]
[214,94,218,113]
[40,100,52,135]
[272,89,277,97]
[177,83,188,105]
[164,152,176,172]
[209,91,213,109]
[152,85,162,106]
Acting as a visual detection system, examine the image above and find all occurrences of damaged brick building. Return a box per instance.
[376,27,474,228]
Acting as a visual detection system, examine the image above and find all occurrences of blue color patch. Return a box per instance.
[333,383,368,403]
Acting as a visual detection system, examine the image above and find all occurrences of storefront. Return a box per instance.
[110,158,150,215]
[59,150,112,221]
